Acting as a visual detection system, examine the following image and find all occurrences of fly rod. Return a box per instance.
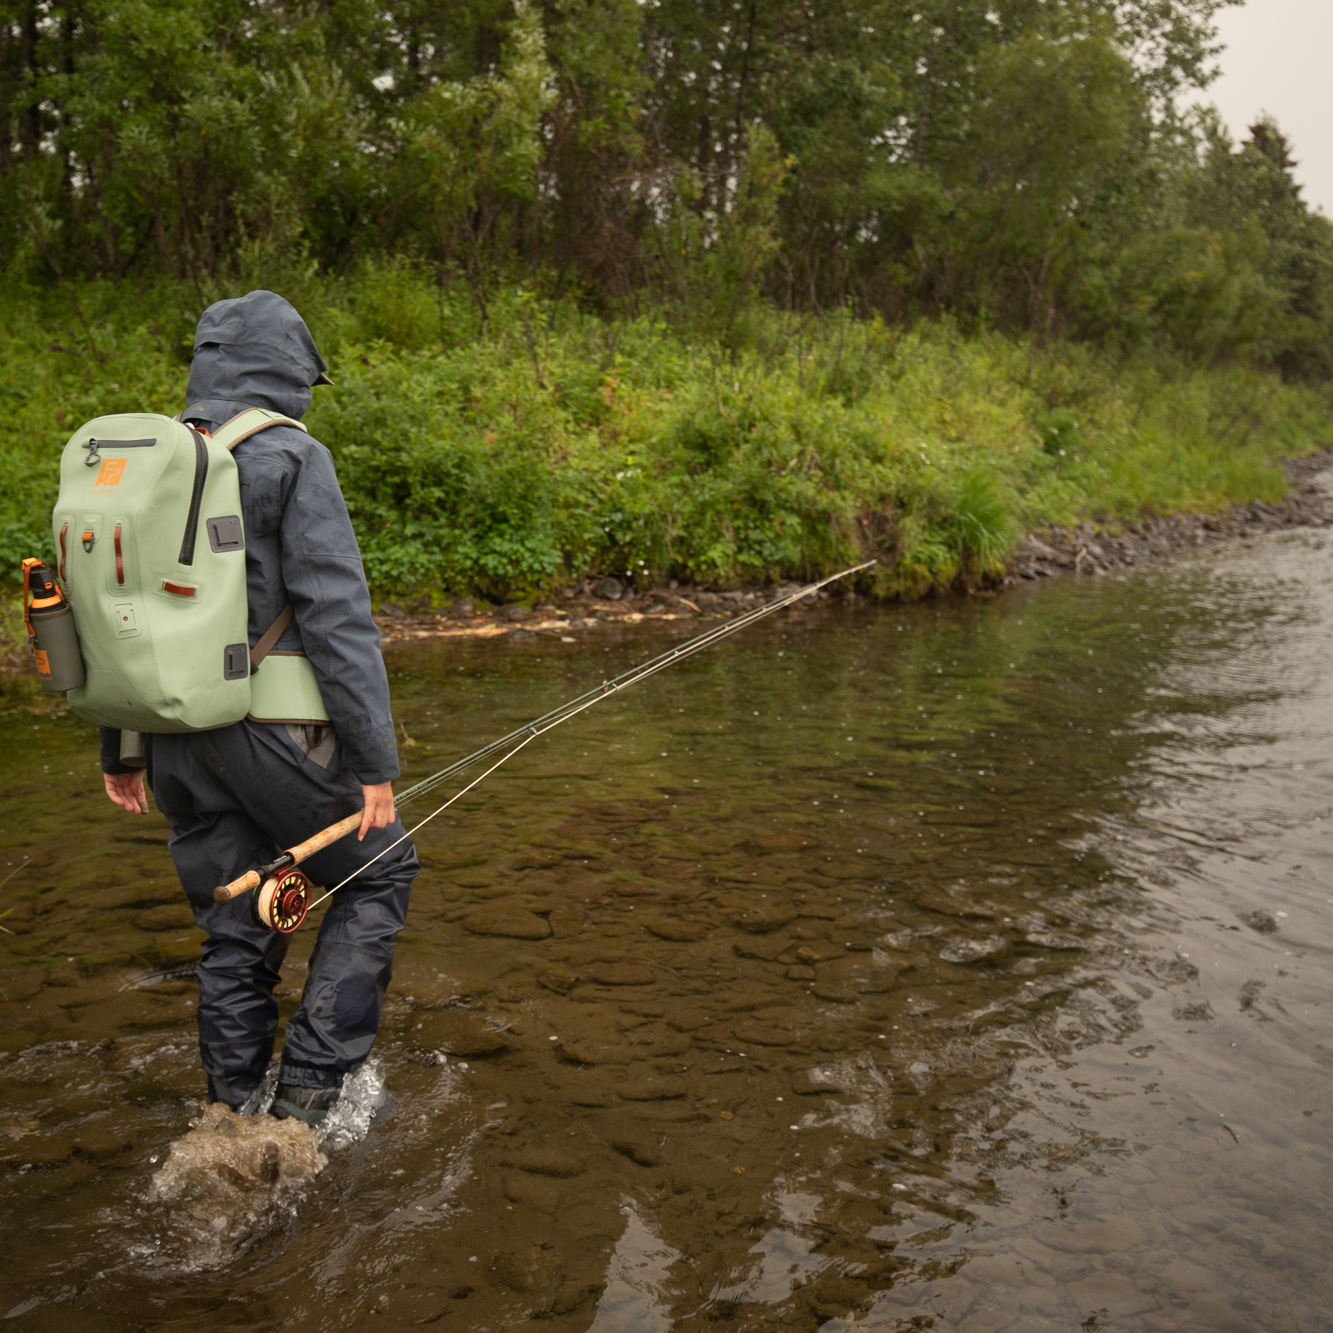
[215,559,875,931]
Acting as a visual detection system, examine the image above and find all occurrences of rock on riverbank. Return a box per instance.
[1008,451,1333,583]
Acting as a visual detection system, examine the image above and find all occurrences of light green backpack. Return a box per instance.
[53,408,330,732]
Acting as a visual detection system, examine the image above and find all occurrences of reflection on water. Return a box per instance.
[3,524,1333,1330]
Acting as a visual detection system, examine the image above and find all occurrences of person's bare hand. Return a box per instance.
[358,781,396,840]
[104,770,149,814]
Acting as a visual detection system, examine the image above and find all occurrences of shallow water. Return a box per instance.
[3,523,1333,1331]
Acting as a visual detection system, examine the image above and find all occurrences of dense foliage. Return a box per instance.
[3,0,1331,372]
[2,273,1329,613]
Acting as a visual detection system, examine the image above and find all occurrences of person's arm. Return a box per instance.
[276,439,401,791]
[99,725,148,813]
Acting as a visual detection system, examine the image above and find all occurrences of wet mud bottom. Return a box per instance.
[4,519,1333,1330]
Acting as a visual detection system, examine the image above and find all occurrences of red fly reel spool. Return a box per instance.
[250,869,312,934]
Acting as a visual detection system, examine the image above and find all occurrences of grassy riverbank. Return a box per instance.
[3,270,1331,646]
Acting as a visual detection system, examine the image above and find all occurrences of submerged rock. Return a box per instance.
[642,916,710,942]
[939,935,1008,964]
[501,1148,585,1177]
[616,1075,689,1101]
[1238,909,1279,934]
[554,1038,637,1065]
[412,1011,509,1057]
[492,1243,564,1295]
[587,962,655,986]
[790,1066,844,1096]
[462,904,552,939]
[812,957,897,1002]
[734,904,797,933]
[132,903,197,932]
[536,965,580,994]
[1024,930,1085,951]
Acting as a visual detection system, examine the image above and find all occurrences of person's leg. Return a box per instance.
[274,840,416,1100]
[195,910,289,1109]
[201,722,419,1121]
[148,733,292,1109]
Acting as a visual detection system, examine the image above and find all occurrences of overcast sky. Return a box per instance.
[1201,0,1332,214]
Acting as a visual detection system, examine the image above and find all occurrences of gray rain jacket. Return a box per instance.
[100,289,399,784]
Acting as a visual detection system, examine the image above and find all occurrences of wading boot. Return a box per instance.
[270,1084,340,1127]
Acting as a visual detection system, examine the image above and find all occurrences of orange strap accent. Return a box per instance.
[114,523,124,586]
[58,524,68,582]
[163,581,195,597]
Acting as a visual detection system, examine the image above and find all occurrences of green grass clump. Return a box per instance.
[2,270,1330,626]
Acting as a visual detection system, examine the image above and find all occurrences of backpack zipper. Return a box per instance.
[179,427,209,566]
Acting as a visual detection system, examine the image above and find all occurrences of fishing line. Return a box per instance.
[305,559,875,910]
[215,560,875,923]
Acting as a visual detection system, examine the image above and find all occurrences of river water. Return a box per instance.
[2,520,1332,1331]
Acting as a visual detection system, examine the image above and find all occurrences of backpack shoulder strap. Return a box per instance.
[195,407,309,453]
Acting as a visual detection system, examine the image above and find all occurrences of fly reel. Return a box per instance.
[250,869,312,934]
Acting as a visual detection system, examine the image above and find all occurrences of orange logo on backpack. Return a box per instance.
[94,458,127,488]
[34,650,51,677]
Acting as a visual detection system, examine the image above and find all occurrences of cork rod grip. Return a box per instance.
[214,869,262,904]
[212,811,365,905]
[287,812,365,864]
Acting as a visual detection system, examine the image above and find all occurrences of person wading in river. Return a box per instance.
[99,290,417,1127]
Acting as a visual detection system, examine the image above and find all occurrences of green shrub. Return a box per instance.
[1,273,1330,607]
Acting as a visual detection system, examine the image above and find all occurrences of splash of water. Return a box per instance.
[238,1064,279,1117]
[316,1057,391,1152]
[142,1058,389,1270]
[145,1102,327,1269]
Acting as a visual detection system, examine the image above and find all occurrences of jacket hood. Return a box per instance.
[183,289,330,425]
